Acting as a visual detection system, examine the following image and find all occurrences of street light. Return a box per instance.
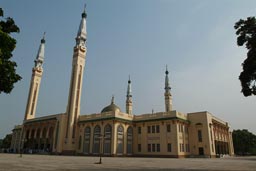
[95,134,105,164]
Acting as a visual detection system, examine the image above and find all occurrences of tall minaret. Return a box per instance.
[164,66,172,112]
[65,7,87,147]
[126,76,132,114]
[24,33,45,120]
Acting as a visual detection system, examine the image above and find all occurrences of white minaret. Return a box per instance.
[164,66,172,112]
[126,76,132,114]
[24,33,45,120]
[65,7,87,148]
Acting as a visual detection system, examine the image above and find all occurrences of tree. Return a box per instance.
[0,7,21,94]
[0,134,12,149]
[232,129,256,155]
[234,17,256,97]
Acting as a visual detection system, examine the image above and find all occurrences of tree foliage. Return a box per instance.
[0,7,21,94]
[0,134,12,149]
[232,129,256,155]
[234,17,256,96]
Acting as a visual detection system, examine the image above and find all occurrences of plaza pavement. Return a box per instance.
[0,153,255,171]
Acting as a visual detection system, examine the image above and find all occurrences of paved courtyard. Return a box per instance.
[0,153,256,171]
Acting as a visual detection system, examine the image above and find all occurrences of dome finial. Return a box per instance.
[128,75,131,84]
[165,65,169,75]
[111,95,114,104]
[82,3,87,18]
[41,32,46,43]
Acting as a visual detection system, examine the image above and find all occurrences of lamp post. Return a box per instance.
[96,134,105,164]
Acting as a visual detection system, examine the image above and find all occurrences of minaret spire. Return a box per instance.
[164,65,172,112]
[76,4,87,46]
[34,32,46,68]
[24,34,46,120]
[126,75,133,114]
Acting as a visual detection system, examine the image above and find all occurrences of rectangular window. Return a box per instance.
[157,144,160,152]
[147,126,151,133]
[185,126,188,134]
[138,144,141,152]
[156,125,160,133]
[167,143,172,152]
[167,124,171,132]
[138,127,141,134]
[198,130,202,142]
[182,143,184,152]
[181,125,184,133]
[152,125,155,133]
[148,144,151,152]
[179,143,182,152]
[152,144,156,152]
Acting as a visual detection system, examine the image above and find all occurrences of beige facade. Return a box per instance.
[11,8,234,158]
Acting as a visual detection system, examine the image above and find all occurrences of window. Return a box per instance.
[117,125,124,154]
[179,143,182,152]
[198,130,202,142]
[152,144,156,152]
[156,125,160,133]
[83,127,91,154]
[185,126,188,134]
[186,144,190,152]
[138,127,141,134]
[93,125,101,154]
[147,126,151,133]
[152,126,155,133]
[167,143,172,152]
[127,127,133,155]
[182,144,185,152]
[138,144,141,152]
[167,124,171,132]
[104,124,112,154]
[156,144,160,152]
[148,144,151,152]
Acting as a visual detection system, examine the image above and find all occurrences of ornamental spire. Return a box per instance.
[127,75,132,97]
[165,65,171,92]
[76,5,87,46]
[34,32,46,68]
[126,76,133,114]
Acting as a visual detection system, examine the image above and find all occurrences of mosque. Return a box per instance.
[10,7,234,158]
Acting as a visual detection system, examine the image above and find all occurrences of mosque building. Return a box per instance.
[10,7,234,158]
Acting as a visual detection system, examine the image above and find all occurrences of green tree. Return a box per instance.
[0,134,12,149]
[232,129,256,155]
[234,17,256,96]
[0,7,21,94]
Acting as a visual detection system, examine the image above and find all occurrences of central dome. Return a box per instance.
[101,96,121,113]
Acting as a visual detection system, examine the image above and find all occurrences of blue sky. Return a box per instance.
[1,0,256,138]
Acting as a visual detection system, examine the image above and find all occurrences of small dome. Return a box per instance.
[101,96,121,113]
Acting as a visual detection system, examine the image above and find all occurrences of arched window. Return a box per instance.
[104,124,112,155]
[93,125,101,154]
[127,126,133,155]
[116,125,124,155]
[83,127,91,154]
